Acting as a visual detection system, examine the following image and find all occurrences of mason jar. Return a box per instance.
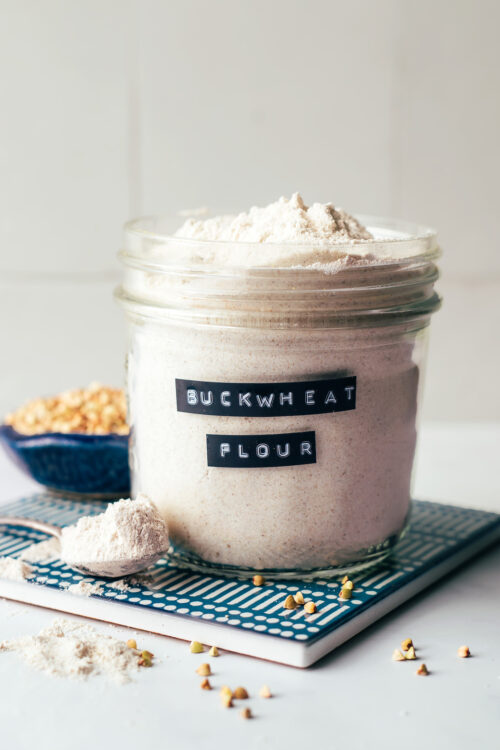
[116,216,441,579]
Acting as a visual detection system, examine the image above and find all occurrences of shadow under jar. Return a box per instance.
[116,216,441,579]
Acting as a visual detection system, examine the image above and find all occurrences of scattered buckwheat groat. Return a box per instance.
[196,663,211,676]
[304,602,317,614]
[200,678,212,690]
[240,708,252,720]
[259,685,272,698]
[416,663,429,676]
[283,595,296,610]
[401,638,413,652]
[190,641,203,653]
[392,649,406,662]
[339,585,352,601]
[124,638,154,668]
[208,645,219,657]
[233,686,249,699]
[221,693,233,708]
[252,574,265,586]
[138,650,154,668]
[338,578,354,600]
[458,645,471,658]
[294,591,305,605]
[405,646,416,661]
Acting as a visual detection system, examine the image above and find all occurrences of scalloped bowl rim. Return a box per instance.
[0,424,129,446]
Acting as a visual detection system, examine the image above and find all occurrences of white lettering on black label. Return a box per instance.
[176,377,356,417]
[206,431,316,468]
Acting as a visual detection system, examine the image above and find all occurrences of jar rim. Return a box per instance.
[122,214,439,273]
[118,214,441,329]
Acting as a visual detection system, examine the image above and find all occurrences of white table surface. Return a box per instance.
[0,422,499,750]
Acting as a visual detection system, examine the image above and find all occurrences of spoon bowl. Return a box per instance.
[62,550,165,578]
[0,516,165,578]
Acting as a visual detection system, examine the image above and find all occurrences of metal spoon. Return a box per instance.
[0,516,165,578]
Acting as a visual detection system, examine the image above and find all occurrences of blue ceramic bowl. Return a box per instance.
[0,425,130,499]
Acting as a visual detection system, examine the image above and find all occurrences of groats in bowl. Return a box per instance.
[0,425,130,499]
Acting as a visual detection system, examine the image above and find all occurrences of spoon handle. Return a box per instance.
[0,516,62,540]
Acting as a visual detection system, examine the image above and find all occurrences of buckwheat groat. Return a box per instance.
[118,194,440,575]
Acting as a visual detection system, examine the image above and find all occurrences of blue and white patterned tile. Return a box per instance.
[0,495,498,644]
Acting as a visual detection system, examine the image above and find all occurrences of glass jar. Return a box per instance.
[116,216,441,579]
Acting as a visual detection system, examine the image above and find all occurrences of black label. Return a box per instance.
[176,376,356,417]
[206,431,316,468]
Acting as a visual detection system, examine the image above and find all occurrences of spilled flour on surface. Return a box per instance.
[63,580,105,597]
[64,579,133,595]
[19,536,61,563]
[107,579,132,591]
[0,557,33,582]
[0,618,140,683]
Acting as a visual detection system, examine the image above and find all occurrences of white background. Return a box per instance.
[1,0,499,422]
[1,7,499,745]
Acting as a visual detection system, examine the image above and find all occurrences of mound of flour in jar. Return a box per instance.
[60,494,169,565]
[174,193,377,269]
[176,192,373,244]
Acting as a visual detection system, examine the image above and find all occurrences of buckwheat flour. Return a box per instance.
[64,581,105,597]
[19,536,61,563]
[0,618,140,683]
[176,192,372,244]
[174,193,377,270]
[60,494,169,565]
[107,579,132,591]
[0,557,33,582]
